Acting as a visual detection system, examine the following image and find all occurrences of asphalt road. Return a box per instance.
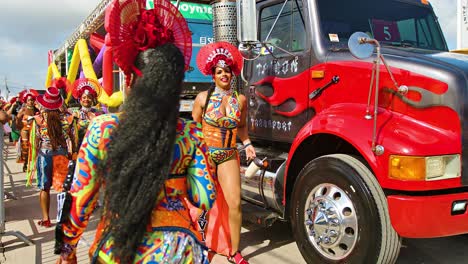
[3,141,466,264]
[211,220,468,264]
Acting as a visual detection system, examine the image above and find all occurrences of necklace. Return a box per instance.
[80,107,92,120]
[80,107,91,113]
[215,86,232,97]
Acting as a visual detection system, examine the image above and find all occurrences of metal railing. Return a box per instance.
[0,125,34,246]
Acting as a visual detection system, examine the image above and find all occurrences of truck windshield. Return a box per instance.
[317,0,448,51]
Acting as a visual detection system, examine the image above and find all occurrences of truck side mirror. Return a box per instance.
[348,32,375,60]
[237,0,258,43]
[237,0,261,60]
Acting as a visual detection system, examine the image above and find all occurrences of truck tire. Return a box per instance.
[291,154,401,264]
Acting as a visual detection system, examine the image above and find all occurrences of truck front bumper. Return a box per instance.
[387,192,468,238]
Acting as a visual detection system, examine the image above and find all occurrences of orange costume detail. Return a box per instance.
[17,109,37,164]
[202,89,241,165]
[202,88,242,256]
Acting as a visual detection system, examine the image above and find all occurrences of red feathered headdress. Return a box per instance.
[9,97,18,105]
[51,77,71,92]
[105,0,192,86]
[19,89,39,103]
[197,41,243,76]
[72,78,100,100]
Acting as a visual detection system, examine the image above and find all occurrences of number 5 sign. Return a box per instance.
[371,19,401,42]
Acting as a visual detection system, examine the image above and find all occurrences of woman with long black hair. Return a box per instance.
[55,0,215,263]
[29,87,72,228]
[192,41,256,264]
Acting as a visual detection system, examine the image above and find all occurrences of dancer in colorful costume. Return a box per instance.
[192,42,256,264]
[29,87,73,227]
[69,78,104,149]
[16,89,39,171]
[55,0,215,263]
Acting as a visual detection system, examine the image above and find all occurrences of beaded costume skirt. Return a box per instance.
[95,229,209,264]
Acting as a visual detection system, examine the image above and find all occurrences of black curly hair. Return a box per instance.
[100,43,184,263]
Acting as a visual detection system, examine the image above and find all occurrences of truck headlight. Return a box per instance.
[389,155,460,181]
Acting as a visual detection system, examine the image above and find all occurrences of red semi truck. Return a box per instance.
[235,0,468,263]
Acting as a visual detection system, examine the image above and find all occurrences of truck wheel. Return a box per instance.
[291,154,401,263]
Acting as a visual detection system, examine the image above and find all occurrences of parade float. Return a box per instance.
[49,0,213,113]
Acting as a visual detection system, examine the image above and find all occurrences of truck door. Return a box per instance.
[245,0,311,143]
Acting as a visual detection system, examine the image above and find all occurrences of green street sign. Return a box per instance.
[147,1,212,21]
[146,0,154,9]
[171,1,212,21]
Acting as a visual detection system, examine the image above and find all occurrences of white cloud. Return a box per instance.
[0,0,98,90]
[431,0,457,50]
[0,0,462,91]
[0,37,31,58]
[2,0,98,14]
[0,0,98,47]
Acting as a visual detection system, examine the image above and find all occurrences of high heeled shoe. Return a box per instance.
[227,251,249,264]
[37,219,52,228]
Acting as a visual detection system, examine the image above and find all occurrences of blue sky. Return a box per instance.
[0,0,458,96]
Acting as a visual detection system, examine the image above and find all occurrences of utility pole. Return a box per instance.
[4,77,10,100]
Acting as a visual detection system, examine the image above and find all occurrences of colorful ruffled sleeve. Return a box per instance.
[61,114,120,249]
[186,121,216,211]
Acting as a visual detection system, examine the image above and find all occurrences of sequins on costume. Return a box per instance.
[202,88,241,165]
[60,114,216,263]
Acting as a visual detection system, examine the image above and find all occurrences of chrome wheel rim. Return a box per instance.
[304,183,358,260]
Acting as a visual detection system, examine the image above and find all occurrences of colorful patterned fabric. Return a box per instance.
[69,107,104,147]
[98,229,209,264]
[17,112,35,163]
[26,122,37,186]
[36,148,67,190]
[207,147,238,165]
[35,113,71,151]
[26,114,71,187]
[203,89,241,130]
[202,89,241,164]
[61,114,216,263]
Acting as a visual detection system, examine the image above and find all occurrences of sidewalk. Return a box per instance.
[0,142,231,264]
[1,142,99,264]
[0,141,298,264]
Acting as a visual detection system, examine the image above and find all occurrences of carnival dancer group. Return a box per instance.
[2,0,258,263]
[1,77,104,228]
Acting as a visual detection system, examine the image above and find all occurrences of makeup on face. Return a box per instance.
[80,94,94,108]
[213,66,232,90]
[26,97,35,107]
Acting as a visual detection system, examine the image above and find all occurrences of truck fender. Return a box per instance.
[283,103,378,205]
[283,103,460,205]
